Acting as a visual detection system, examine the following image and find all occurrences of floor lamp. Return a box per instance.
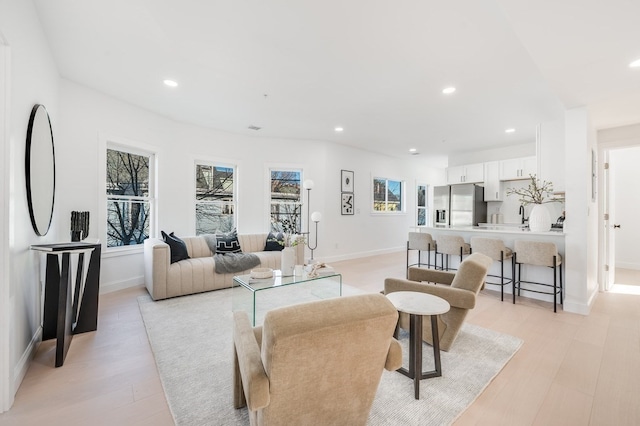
[308,212,322,263]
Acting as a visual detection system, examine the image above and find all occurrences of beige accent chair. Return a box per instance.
[407,232,437,277]
[470,237,513,301]
[435,234,471,271]
[233,294,402,426]
[384,252,492,352]
[513,240,563,312]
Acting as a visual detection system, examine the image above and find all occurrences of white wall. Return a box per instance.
[58,80,444,290]
[610,147,640,269]
[0,0,61,410]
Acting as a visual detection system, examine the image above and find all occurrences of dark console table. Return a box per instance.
[31,242,101,367]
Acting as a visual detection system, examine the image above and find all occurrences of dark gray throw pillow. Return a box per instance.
[264,232,285,251]
[161,231,190,263]
[202,233,217,254]
[215,229,242,254]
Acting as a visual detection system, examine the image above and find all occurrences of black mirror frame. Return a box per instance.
[25,104,56,236]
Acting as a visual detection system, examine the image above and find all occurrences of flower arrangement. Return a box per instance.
[269,217,303,247]
[506,174,554,205]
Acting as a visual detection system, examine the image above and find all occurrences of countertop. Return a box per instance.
[413,225,565,237]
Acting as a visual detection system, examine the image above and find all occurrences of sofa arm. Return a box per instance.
[385,338,402,371]
[384,278,476,309]
[144,238,170,300]
[233,311,270,411]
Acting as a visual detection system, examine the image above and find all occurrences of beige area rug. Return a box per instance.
[138,286,522,426]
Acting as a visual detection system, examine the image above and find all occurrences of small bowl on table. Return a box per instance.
[250,268,273,279]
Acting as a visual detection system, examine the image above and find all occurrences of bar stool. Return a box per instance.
[470,237,513,301]
[406,232,436,278]
[512,240,563,312]
[435,235,470,271]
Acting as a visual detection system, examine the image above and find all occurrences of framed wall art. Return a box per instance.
[341,192,354,215]
[341,170,354,193]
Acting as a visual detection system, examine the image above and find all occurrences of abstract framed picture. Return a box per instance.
[341,192,354,215]
[341,170,354,193]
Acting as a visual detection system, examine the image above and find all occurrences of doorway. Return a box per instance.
[601,142,640,294]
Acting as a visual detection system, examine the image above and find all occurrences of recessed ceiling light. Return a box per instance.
[629,59,640,68]
[505,128,516,133]
[409,148,417,152]
[334,127,344,132]
[163,79,178,87]
[442,87,456,94]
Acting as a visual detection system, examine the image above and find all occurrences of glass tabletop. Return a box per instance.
[233,270,341,292]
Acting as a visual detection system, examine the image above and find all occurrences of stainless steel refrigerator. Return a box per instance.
[433,184,487,227]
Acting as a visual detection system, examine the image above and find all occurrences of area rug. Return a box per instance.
[138,287,522,426]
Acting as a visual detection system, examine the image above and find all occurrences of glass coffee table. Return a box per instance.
[232,270,342,326]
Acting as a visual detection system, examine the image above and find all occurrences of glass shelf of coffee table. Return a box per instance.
[232,270,342,326]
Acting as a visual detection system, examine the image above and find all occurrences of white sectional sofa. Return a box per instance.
[143,233,304,301]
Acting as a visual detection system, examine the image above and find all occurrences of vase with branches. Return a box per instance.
[506,174,553,205]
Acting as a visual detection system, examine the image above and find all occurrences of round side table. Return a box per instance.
[386,291,451,399]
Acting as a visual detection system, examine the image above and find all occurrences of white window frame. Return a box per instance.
[416,182,429,226]
[193,160,237,234]
[371,175,405,214]
[267,166,304,233]
[99,134,157,254]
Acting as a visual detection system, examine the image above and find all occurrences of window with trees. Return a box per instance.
[373,177,403,212]
[270,169,302,233]
[195,162,235,234]
[417,184,428,225]
[106,147,153,248]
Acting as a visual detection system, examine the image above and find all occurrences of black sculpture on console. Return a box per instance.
[70,211,89,241]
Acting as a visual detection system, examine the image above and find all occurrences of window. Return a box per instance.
[106,147,153,248]
[417,184,428,226]
[195,163,235,234]
[373,177,403,212]
[270,169,302,233]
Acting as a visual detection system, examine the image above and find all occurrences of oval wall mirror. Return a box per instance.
[25,104,56,236]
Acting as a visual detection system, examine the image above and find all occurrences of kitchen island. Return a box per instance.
[411,226,565,306]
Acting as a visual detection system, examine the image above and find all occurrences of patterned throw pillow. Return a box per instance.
[264,232,285,251]
[215,229,242,254]
[161,231,190,263]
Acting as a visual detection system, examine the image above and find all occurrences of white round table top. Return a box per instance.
[386,291,450,316]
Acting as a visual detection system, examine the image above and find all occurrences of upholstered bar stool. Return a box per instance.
[434,235,470,271]
[470,237,513,301]
[512,240,563,312]
[406,232,437,277]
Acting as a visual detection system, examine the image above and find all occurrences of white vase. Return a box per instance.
[280,247,295,276]
[528,204,551,232]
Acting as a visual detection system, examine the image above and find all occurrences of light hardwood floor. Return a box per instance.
[1,251,639,425]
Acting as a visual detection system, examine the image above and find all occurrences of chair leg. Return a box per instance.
[553,256,557,313]
[560,263,564,304]
[500,251,504,302]
[512,253,517,304]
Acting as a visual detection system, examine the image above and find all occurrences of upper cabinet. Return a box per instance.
[446,163,484,185]
[483,161,502,201]
[499,156,537,181]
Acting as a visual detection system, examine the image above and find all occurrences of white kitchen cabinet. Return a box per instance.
[446,163,484,184]
[483,161,502,201]
[500,156,537,181]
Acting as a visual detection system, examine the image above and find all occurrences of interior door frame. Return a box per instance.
[599,139,640,291]
[0,38,11,413]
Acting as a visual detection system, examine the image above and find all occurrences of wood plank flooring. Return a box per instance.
[1,252,639,425]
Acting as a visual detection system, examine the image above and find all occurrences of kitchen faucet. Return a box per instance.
[519,205,526,224]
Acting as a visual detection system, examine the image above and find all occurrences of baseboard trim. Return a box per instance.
[615,262,640,271]
[100,276,144,294]
[12,326,42,398]
[318,246,404,264]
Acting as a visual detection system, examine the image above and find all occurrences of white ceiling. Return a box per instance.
[33,0,640,162]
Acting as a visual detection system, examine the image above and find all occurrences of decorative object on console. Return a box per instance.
[506,174,554,232]
[161,231,190,263]
[25,104,56,237]
[341,169,354,192]
[70,211,90,241]
[341,192,354,215]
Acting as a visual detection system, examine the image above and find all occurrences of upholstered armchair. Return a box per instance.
[233,293,402,426]
[384,252,492,352]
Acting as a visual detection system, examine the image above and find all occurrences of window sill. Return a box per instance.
[103,245,144,258]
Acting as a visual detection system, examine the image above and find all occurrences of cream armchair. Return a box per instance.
[384,252,492,352]
[233,294,402,426]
